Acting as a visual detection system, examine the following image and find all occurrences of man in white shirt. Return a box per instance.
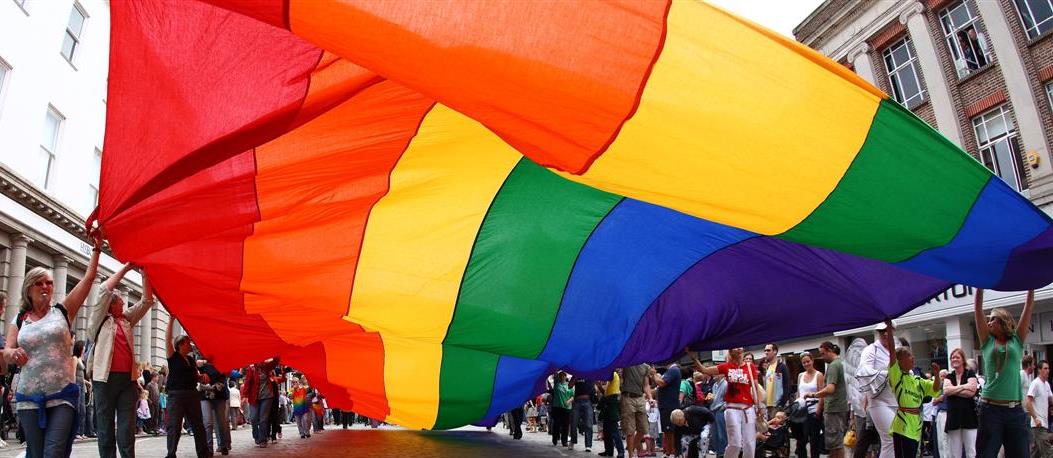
[855,322,898,458]
[1027,360,1052,458]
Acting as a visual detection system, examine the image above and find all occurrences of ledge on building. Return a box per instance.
[0,163,98,248]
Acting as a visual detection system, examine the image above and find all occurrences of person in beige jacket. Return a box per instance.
[86,263,153,458]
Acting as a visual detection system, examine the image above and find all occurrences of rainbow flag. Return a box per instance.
[97,0,1053,429]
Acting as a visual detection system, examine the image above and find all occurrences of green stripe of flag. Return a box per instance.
[780,99,990,262]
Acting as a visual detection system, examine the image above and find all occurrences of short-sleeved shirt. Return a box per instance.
[573,379,595,399]
[717,362,756,406]
[824,358,849,413]
[889,362,940,441]
[15,306,74,411]
[1028,378,1053,429]
[657,366,682,409]
[981,335,1023,401]
[554,382,573,410]
[166,352,199,391]
[621,364,649,396]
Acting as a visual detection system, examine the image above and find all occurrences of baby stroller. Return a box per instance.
[756,423,790,458]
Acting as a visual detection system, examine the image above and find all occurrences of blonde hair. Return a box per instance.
[20,267,52,315]
[989,308,1018,337]
[670,409,685,426]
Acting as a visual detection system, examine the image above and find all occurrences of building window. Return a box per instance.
[1015,0,1053,39]
[89,148,101,207]
[39,107,64,189]
[60,3,87,64]
[1047,82,1053,112]
[940,2,990,78]
[973,105,1028,191]
[883,38,927,109]
[0,58,9,98]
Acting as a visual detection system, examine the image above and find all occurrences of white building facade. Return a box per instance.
[776,0,1053,372]
[0,0,171,367]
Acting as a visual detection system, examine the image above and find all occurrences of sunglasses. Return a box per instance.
[32,280,54,288]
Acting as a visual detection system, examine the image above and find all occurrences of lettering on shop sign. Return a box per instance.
[926,285,975,304]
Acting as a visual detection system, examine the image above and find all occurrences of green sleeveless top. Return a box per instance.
[980,335,1023,401]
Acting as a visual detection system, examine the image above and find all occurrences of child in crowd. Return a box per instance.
[136,390,151,434]
[757,410,790,456]
[880,320,942,458]
[525,402,538,432]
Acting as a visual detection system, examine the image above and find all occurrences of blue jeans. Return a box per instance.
[250,398,274,445]
[710,407,727,456]
[977,402,1029,458]
[18,404,76,458]
[571,399,594,448]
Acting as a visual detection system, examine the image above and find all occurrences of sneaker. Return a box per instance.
[586,448,592,453]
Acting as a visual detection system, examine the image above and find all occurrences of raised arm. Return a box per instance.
[882,321,896,367]
[62,243,102,318]
[688,349,720,376]
[101,263,134,295]
[1018,290,1035,342]
[974,289,989,344]
[165,316,175,356]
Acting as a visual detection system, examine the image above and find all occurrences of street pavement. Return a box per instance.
[0,422,602,457]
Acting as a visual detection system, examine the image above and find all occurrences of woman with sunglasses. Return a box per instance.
[973,288,1034,457]
[3,237,101,457]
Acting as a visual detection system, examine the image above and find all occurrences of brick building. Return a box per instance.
[775,0,1053,369]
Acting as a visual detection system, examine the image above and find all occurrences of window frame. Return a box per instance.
[1047,82,1053,112]
[972,105,1028,192]
[88,148,101,207]
[0,57,10,107]
[39,106,65,190]
[1014,0,1053,40]
[60,2,88,65]
[939,1,990,78]
[11,0,28,14]
[882,38,927,109]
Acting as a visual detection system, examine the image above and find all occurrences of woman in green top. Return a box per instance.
[550,371,574,447]
[973,289,1034,458]
[879,320,942,458]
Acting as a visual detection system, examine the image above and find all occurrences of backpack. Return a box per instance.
[681,379,699,408]
[695,381,708,404]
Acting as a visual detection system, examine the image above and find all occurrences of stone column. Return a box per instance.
[945,315,976,359]
[4,234,30,325]
[849,43,877,86]
[80,276,102,340]
[52,256,69,304]
[900,1,964,145]
[975,0,1052,177]
[139,305,153,365]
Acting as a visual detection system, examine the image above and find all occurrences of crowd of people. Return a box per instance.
[0,235,1049,458]
[502,289,1046,458]
[0,236,379,458]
